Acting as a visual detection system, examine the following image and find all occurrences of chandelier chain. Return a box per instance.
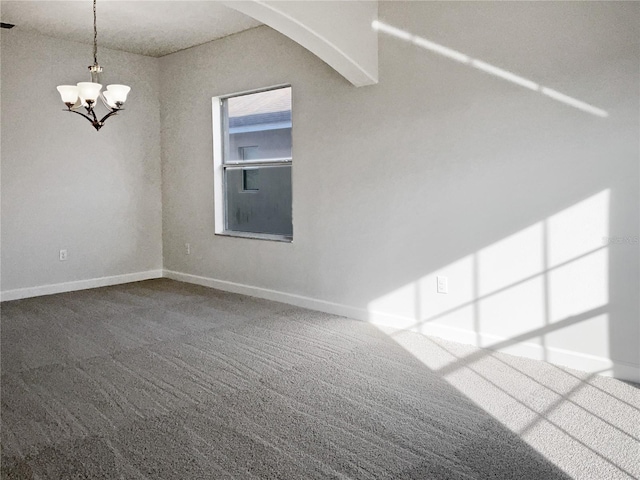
[93,0,97,65]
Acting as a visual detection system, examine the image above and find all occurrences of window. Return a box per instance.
[239,146,259,161]
[242,168,259,192]
[213,86,293,241]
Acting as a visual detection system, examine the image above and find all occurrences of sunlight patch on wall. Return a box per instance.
[477,224,544,297]
[372,20,609,118]
[366,189,611,368]
[479,277,546,347]
[548,248,608,323]
[547,190,609,268]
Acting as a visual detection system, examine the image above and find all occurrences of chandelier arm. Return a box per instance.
[85,105,99,124]
[68,109,97,124]
[98,109,120,125]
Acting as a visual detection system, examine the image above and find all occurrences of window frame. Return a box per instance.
[212,84,293,242]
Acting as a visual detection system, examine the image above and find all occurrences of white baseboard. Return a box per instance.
[0,270,164,302]
[163,269,640,383]
[163,269,368,319]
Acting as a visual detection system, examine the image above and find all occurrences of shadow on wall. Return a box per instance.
[368,190,618,374]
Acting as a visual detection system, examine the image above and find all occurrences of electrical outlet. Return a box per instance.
[185,243,191,255]
[59,249,68,261]
[437,276,448,294]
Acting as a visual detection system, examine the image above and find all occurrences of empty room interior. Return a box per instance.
[1,1,639,478]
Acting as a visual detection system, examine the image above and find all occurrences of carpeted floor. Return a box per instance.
[1,279,638,479]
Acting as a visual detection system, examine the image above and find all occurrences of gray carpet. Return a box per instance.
[1,279,638,479]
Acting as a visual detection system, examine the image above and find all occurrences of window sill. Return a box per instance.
[216,230,292,243]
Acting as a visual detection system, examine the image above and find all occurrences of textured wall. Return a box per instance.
[1,30,162,291]
[160,2,639,380]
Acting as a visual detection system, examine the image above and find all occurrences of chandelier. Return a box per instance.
[56,0,130,131]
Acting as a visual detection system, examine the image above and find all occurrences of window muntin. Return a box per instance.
[215,86,293,241]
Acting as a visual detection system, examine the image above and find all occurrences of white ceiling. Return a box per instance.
[0,1,262,57]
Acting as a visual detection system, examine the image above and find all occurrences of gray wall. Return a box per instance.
[161,2,639,379]
[1,30,162,291]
